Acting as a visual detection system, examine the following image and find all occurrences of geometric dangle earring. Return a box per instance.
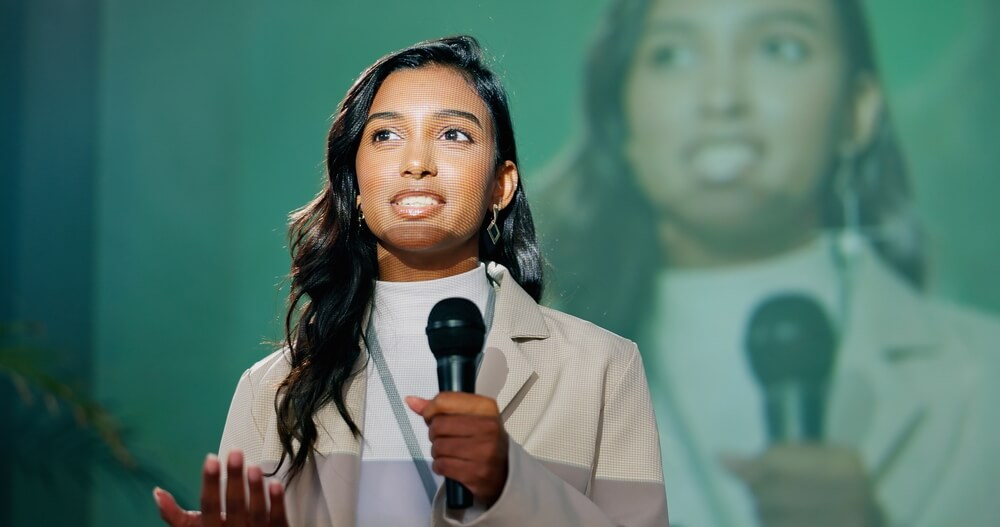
[486,203,501,244]
[357,201,367,234]
[834,144,863,260]
[832,144,863,326]
[483,203,501,254]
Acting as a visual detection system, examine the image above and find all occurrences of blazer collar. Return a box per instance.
[477,262,548,419]
[834,254,930,472]
[832,252,970,522]
[842,251,941,360]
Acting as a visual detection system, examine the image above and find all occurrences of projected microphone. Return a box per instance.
[745,294,837,442]
[426,297,486,509]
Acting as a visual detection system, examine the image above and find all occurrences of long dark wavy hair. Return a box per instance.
[537,0,924,339]
[275,35,543,483]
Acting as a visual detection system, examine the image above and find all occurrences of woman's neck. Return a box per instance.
[376,243,480,282]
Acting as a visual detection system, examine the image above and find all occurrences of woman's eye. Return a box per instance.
[647,43,698,70]
[760,36,809,63]
[442,129,471,142]
[372,130,400,142]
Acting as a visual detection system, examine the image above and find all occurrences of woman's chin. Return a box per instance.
[377,227,474,255]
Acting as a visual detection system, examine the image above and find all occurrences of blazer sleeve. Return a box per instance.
[433,343,670,526]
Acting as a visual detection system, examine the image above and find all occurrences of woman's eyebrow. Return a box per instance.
[366,111,402,125]
[435,109,483,130]
[643,19,696,36]
[747,9,824,30]
[365,109,483,130]
[645,10,824,35]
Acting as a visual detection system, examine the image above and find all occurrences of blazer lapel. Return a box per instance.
[477,263,549,420]
[829,255,972,523]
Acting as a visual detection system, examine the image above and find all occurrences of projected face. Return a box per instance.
[356,65,516,266]
[624,0,853,253]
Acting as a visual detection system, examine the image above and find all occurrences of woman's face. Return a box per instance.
[624,0,854,248]
[356,65,515,263]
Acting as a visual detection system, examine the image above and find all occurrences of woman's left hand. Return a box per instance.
[154,450,288,527]
[406,393,509,505]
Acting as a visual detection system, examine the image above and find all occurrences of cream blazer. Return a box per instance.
[218,263,670,526]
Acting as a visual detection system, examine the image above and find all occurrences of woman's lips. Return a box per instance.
[687,139,762,183]
[389,190,444,217]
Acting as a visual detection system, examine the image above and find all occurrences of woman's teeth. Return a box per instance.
[691,142,758,183]
[395,195,440,206]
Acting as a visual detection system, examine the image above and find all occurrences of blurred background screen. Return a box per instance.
[3,0,998,525]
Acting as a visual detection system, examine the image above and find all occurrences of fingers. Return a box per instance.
[201,454,223,527]
[154,487,201,527]
[405,396,430,415]
[268,481,289,527]
[723,445,882,527]
[431,448,508,503]
[153,487,182,523]
[406,394,508,504]
[162,451,286,527]
[225,451,248,525]
[247,465,268,527]
[425,412,508,504]
[406,393,499,422]
[430,434,500,463]
[431,456,481,481]
[428,414,502,441]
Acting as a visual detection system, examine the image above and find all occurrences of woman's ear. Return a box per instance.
[846,73,883,151]
[493,160,520,209]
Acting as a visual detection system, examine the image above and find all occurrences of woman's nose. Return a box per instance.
[400,139,437,179]
[699,53,749,119]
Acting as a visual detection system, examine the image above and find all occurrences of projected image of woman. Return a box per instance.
[538,0,1000,525]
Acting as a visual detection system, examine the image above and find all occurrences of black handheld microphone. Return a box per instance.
[426,297,486,509]
[745,294,837,442]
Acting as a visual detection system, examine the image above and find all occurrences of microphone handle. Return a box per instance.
[764,380,827,442]
[446,479,472,510]
[437,356,477,509]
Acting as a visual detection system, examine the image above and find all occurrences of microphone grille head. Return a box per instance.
[426,298,486,359]
[745,293,837,386]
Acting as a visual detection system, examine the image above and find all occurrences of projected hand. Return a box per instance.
[724,444,885,527]
[407,393,509,505]
[153,450,288,527]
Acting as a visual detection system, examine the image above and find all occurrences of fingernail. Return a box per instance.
[204,453,220,474]
[269,481,283,494]
[228,449,244,468]
[152,487,162,505]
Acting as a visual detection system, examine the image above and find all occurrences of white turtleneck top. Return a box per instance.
[645,235,844,527]
[356,263,495,527]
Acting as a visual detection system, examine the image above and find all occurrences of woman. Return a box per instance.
[153,35,668,527]
[537,0,999,525]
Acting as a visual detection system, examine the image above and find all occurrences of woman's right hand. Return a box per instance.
[154,450,288,527]
[723,444,885,527]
